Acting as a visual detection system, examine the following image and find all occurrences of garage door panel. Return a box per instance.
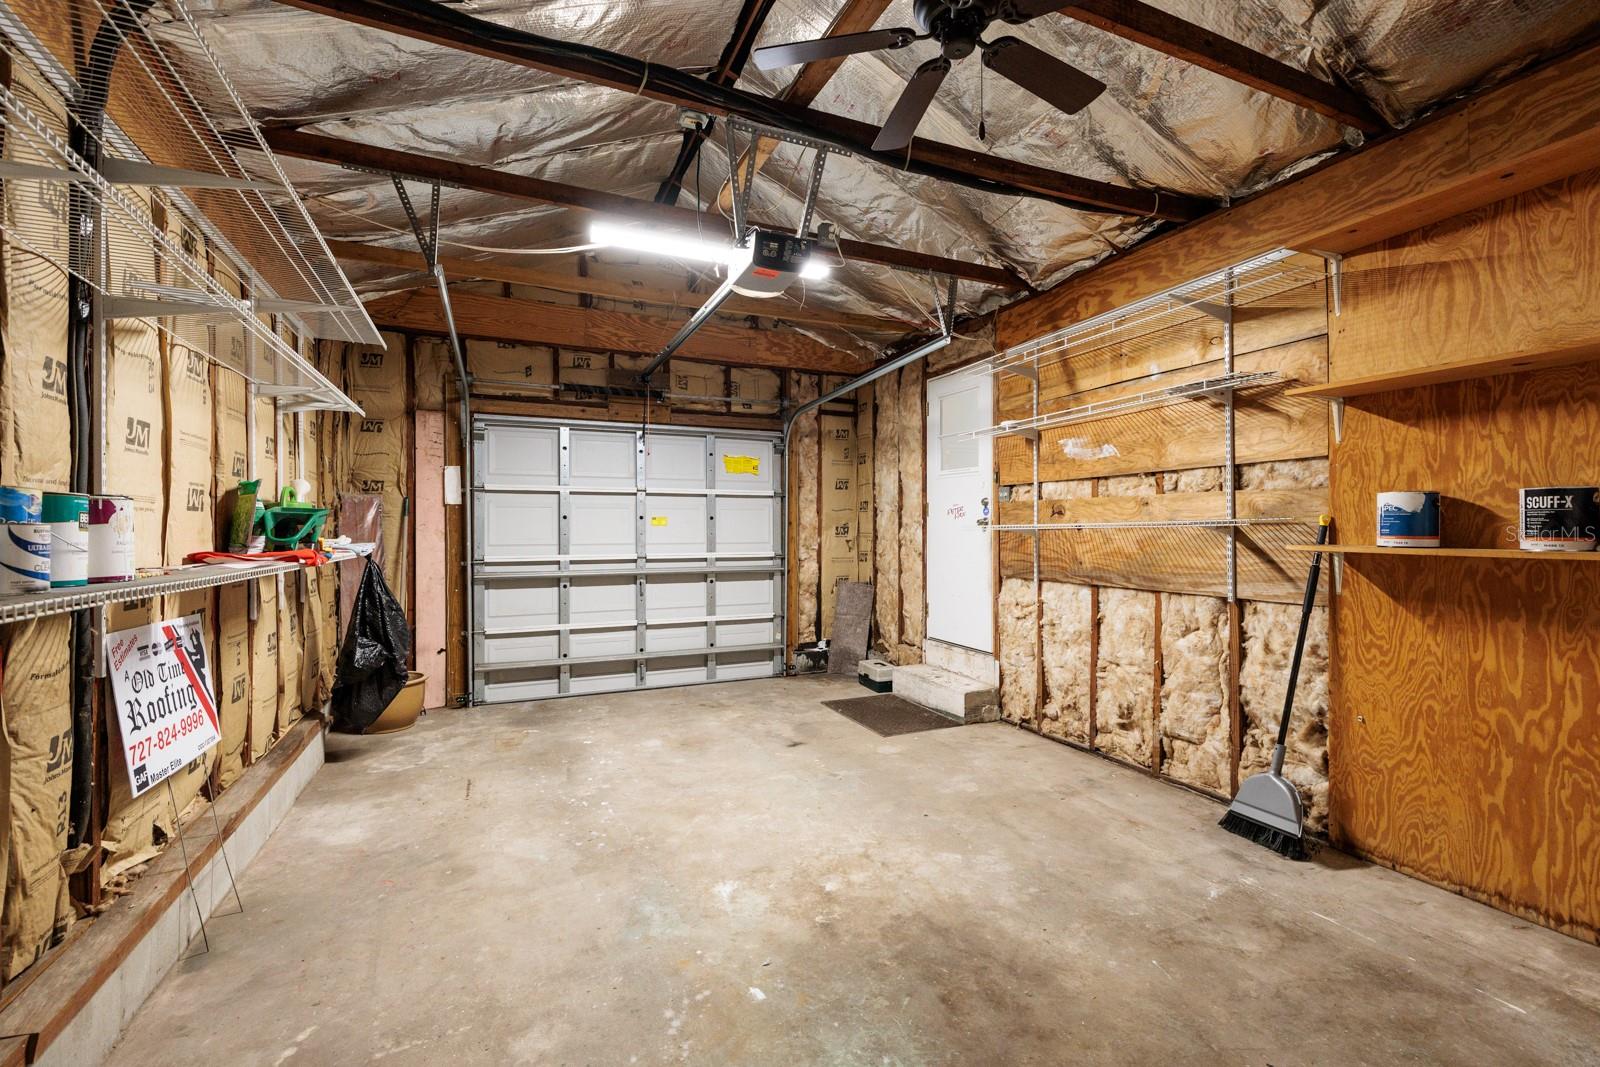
[478,424,559,487]
[717,497,777,556]
[718,575,775,616]
[568,627,638,659]
[480,667,561,702]
[718,650,777,681]
[645,575,707,619]
[645,434,707,490]
[717,620,774,647]
[479,493,559,561]
[474,416,780,702]
[569,494,636,559]
[571,663,637,694]
[645,622,710,653]
[645,495,707,555]
[646,655,712,687]
[570,429,636,487]
[570,577,637,626]
[477,632,559,666]
[715,438,775,491]
[480,578,559,633]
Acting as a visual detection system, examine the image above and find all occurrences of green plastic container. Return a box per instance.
[262,504,329,549]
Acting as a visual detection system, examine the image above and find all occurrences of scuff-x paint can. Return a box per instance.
[43,492,89,587]
[1519,487,1599,552]
[89,494,136,583]
[1376,491,1440,548]
[1,522,51,594]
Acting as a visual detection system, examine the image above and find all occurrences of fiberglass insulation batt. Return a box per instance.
[1093,475,1157,765]
[997,576,1038,722]
[1037,479,1094,743]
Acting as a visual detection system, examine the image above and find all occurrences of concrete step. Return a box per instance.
[891,663,999,725]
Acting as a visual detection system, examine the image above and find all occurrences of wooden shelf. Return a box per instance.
[1288,342,1600,399]
[1286,544,1600,562]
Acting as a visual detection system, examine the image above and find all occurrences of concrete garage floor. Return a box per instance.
[107,676,1600,1066]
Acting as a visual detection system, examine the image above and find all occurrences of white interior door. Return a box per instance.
[925,369,994,654]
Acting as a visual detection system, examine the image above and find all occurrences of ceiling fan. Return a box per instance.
[751,0,1105,153]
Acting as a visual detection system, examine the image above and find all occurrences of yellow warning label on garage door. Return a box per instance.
[651,516,669,526]
[723,454,760,476]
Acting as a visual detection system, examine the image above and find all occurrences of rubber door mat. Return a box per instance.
[822,695,961,737]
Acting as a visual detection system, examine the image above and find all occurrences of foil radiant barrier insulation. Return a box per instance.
[164,0,1599,346]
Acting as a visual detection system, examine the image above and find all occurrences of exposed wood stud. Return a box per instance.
[1227,598,1242,796]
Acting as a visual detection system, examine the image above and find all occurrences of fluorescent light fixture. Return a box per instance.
[589,221,745,266]
[798,258,831,281]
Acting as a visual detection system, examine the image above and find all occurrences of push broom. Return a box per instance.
[1218,514,1332,860]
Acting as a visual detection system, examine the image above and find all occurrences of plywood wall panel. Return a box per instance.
[1331,168,1600,381]
[1329,363,1600,941]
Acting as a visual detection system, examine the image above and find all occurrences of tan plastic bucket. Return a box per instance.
[364,671,426,734]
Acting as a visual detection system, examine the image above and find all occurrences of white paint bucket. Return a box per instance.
[88,494,136,583]
[1,522,51,594]
[1376,491,1441,548]
[42,492,89,587]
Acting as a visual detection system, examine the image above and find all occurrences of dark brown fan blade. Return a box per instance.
[751,27,920,71]
[871,56,951,152]
[980,36,1105,114]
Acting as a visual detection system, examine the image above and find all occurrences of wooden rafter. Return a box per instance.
[272,0,1209,220]
[264,127,1029,291]
[1057,0,1386,133]
[323,239,912,334]
[364,287,868,373]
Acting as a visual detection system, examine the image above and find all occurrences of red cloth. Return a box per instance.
[185,548,327,568]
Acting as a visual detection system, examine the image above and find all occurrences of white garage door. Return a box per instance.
[472,415,785,703]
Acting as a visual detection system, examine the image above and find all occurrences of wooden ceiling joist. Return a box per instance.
[364,287,868,374]
[265,128,1028,291]
[323,238,910,334]
[1056,1,1386,133]
[273,0,1210,221]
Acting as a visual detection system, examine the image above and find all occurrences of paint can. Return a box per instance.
[42,492,90,587]
[1,522,51,594]
[1376,491,1440,548]
[1519,486,1600,552]
[0,485,42,524]
[88,494,136,583]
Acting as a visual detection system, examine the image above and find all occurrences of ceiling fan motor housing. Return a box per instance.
[913,0,991,60]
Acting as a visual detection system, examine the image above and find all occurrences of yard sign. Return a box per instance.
[105,613,222,797]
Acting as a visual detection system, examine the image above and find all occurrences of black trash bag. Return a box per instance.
[331,558,413,733]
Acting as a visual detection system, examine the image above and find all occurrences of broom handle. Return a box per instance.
[1274,516,1332,761]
